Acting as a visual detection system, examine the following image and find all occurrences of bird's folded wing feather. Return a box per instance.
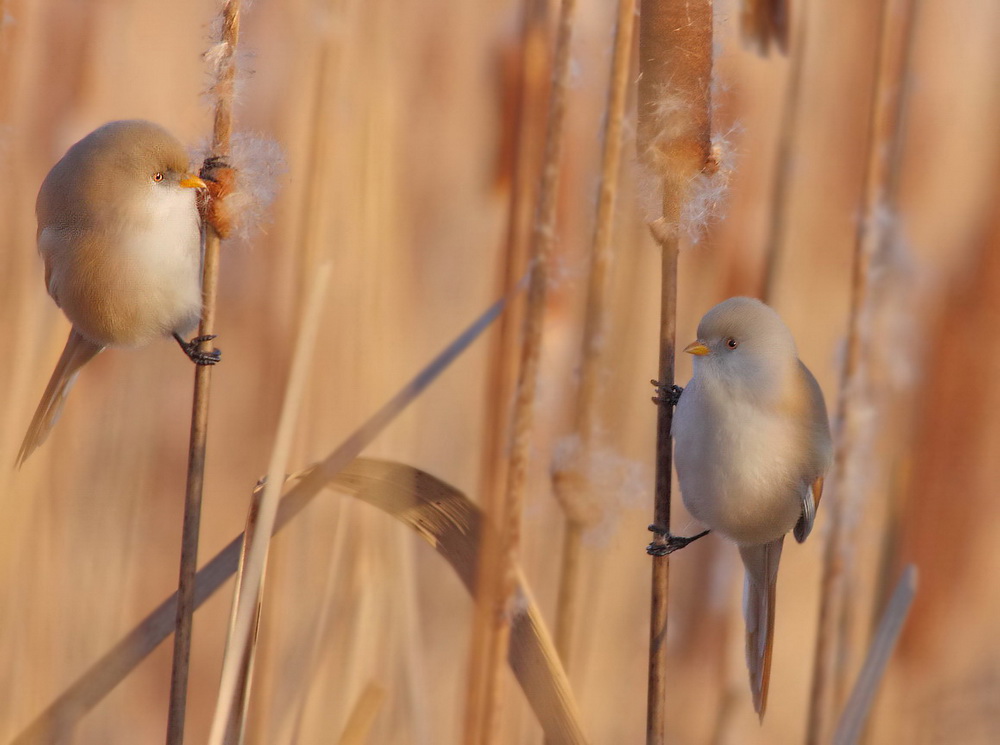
[17,328,103,467]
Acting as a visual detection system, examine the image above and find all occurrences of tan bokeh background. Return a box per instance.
[2,0,999,743]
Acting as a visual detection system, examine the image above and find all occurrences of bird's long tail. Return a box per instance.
[17,328,104,467]
[739,537,784,721]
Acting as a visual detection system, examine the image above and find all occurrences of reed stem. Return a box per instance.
[637,2,714,743]
[550,0,637,678]
[463,1,576,743]
[166,3,241,743]
[806,0,917,741]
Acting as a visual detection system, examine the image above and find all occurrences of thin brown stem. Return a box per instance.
[552,521,583,664]
[166,3,241,744]
[646,198,680,745]
[806,0,917,742]
[467,2,548,740]
[475,0,549,584]
[549,0,636,681]
[12,290,514,745]
[574,0,636,450]
[463,2,577,743]
[637,2,714,743]
[760,2,809,302]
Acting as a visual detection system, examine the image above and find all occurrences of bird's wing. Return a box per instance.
[794,476,824,543]
[796,360,834,474]
[740,537,784,720]
[791,361,833,543]
[38,227,63,307]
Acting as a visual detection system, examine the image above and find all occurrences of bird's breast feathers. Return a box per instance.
[40,186,202,347]
[673,377,809,545]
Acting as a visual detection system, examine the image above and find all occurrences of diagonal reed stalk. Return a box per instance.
[549,0,636,679]
[221,481,266,745]
[463,1,576,743]
[167,3,242,744]
[806,0,918,742]
[336,682,386,745]
[637,2,714,744]
[12,451,594,745]
[205,263,325,745]
[832,565,917,745]
[12,288,518,745]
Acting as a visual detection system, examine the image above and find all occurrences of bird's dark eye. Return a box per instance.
[726,338,738,349]
[152,172,164,182]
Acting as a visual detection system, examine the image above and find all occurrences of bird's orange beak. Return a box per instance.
[179,174,208,189]
[684,340,711,356]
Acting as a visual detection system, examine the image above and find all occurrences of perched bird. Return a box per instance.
[672,297,832,719]
[17,120,225,467]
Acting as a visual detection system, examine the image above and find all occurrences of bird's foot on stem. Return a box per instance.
[650,380,683,407]
[646,525,710,556]
[174,333,221,366]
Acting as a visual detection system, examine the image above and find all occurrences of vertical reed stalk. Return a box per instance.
[550,0,637,675]
[760,3,808,302]
[477,0,550,548]
[466,0,544,736]
[222,482,266,745]
[463,2,576,743]
[806,0,917,742]
[167,3,241,744]
[207,264,331,745]
[645,192,680,745]
[637,2,714,744]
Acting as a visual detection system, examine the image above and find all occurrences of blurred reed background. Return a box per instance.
[1,0,999,743]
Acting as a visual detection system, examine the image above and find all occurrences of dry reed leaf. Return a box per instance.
[832,565,918,745]
[336,681,386,745]
[207,264,331,745]
[9,288,517,745]
[326,458,588,745]
[12,452,591,745]
[465,0,577,741]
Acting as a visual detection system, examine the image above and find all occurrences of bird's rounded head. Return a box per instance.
[685,297,798,389]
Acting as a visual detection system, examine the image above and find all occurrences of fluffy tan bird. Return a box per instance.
[17,120,221,467]
[672,297,832,719]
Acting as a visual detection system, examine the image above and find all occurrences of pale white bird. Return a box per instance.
[17,120,227,467]
[672,296,832,719]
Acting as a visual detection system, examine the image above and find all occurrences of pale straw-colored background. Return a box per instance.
[2,0,999,743]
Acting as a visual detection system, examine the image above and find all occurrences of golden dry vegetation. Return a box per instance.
[2,1,1000,744]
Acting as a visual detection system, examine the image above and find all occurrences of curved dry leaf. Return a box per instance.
[12,457,589,745]
[10,290,515,745]
[327,459,588,745]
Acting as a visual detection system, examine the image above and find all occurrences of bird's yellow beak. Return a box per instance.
[179,175,208,189]
[684,340,711,356]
